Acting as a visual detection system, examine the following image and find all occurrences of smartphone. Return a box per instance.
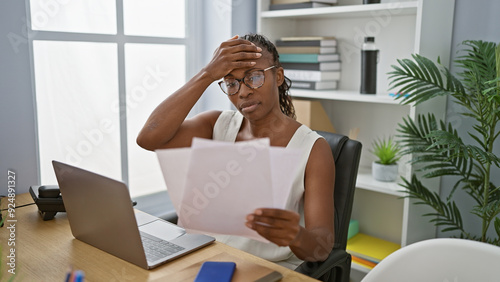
[194,261,236,282]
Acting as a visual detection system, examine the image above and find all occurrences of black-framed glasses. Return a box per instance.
[218,66,277,96]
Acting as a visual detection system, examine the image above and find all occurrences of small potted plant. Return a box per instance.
[370,136,401,182]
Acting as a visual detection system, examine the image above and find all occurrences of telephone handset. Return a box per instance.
[29,185,66,221]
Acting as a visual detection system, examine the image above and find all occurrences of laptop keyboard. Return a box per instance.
[140,232,185,263]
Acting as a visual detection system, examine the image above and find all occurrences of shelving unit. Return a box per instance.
[257,0,455,278]
[290,89,403,104]
[351,261,372,273]
[356,168,404,197]
[261,1,418,19]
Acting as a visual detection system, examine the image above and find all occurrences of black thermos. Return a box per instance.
[360,36,378,94]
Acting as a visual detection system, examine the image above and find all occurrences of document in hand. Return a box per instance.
[155,138,302,242]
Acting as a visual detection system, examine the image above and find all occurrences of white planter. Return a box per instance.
[372,161,399,182]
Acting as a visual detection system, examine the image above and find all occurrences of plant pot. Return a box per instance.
[372,161,398,182]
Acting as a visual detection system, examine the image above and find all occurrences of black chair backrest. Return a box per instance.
[316,131,362,250]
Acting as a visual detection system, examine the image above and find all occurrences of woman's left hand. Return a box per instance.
[245,208,302,247]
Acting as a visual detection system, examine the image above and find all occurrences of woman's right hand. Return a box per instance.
[202,35,263,82]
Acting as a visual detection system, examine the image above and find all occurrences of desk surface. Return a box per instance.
[1,193,317,281]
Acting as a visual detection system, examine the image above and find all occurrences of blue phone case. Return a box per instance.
[194,261,236,282]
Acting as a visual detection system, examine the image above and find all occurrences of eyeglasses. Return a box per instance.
[218,66,277,96]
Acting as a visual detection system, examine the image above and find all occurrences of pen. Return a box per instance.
[65,266,73,282]
[74,270,85,282]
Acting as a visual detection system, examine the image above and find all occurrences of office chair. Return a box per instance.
[361,238,500,282]
[295,131,362,282]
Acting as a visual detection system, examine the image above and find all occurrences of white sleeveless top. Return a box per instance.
[212,110,322,269]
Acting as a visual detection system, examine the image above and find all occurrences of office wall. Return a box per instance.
[0,0,38,195]
[440,0,500,238]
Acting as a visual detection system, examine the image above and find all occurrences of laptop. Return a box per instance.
[52,160,215,270]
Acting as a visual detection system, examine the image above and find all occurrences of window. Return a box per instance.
[29,0,190,197]
[124,43,186,196]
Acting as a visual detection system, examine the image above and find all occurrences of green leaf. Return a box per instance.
[495,218,500,242]
[370,136,402,165]
[400,175,466,236]
[388,54,458,105]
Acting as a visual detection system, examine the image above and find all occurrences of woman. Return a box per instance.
[137,33,335,269]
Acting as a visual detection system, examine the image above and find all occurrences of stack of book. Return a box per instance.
[346,233,401,270]
[277,36,341,90]
[270,0,338,10]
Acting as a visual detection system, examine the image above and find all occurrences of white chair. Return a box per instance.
[361,238,500,282]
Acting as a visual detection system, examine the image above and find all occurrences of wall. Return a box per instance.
[0,0,38,195]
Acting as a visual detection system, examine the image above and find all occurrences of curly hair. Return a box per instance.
[242,33,296,119]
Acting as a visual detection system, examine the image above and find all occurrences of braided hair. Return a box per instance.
[242,33,296,119]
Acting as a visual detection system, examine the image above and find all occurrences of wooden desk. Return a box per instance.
[1,193,317,281]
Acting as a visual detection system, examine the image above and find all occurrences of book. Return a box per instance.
[279,53,340,63]
[282,61,341,71]
[271,0,338,4]
[279,36,337,41]
[277,46,337,54]
[284,69,341,81]
[276,38,337,47]
[347,219,359,240]
[346,233,400,263]
[269,2,333,10]
[351,255,377,269]
[291,80,338,90]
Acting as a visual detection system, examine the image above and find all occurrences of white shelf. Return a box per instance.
[290,89,408,105]
[261,1,418,19]
[356,168,405,197]
[351,261,372,274]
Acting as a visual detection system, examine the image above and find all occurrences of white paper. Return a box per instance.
[155,138,302,242]
[155,148,190,212]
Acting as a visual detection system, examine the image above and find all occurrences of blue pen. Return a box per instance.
[74,270,85,282]
[389,92,409,98]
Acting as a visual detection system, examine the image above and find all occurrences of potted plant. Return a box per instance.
[370,136,402,182]
[388,40,500,245]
